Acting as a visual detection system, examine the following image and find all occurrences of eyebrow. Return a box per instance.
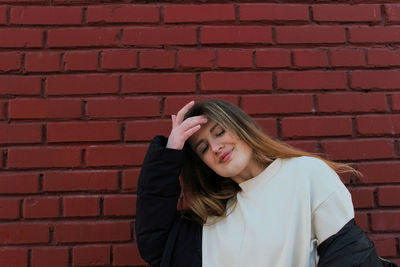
[194,123,218,151]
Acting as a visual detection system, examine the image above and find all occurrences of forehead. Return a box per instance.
[188,120,216,145]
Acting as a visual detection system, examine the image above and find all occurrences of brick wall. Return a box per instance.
[0,0,400,266]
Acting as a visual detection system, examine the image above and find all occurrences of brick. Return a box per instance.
[124,27,196,46]
[125,120,170,141]
[201,71,272,91]
[165,4,234,23]
[0,53,21,71]
[121,169,139,192]
[9,99,82,119]
[11,6,82,25]
[354,212,369,232]
[123,73,195,93]
[249,118,276,138]
[63,196,99,217]
[86,145,147,167]
[140,50,175,69]
[276,26,346,44]
[277,71,347,90]
[0,199,20,219]
[54,222,130,243]
[178,49,215,68]
[378,187,400,206]
[217,49,252,68]
[0,6,6,24]
[393,93,400,111]
[113,244,147,266]
[87,5,158,23]
[330,48,365,67]
[47,121,120,142]
[0,102,4,120]
[102,49,136,70]
[25,52,60,72]
[371,212,400,231]
[285,140,318,154]
[239,4,309,21]
[317,93,387,113]
[357,161,400,183]
[255,49,291,68]
[201,26,272,44]
[282,116,352,138]
[64,51,98,71]
[103,195,136,216]
[357,115,400,135]
[31,247,69,267]
[43,170,118,192]
[293,49,328,67]
[313,4,381,22]
[23,197,59,218]
[73,245,110,266]
[87,97,159,118]
[0,173,39,194]
[367,48,400,66]
[0,223,49,244]
[348,187,375,208]
[48,28,119,48]
[8,147,81,168]
[0,248,27,267]
[349,26,400,43]
[0,123,42,144]
[370,236,397,257]
[0,29,42,48]
[242,94,313,114]
[386,4,400,22]
[0,76,41,95]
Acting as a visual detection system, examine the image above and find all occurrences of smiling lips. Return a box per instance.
[219,149,233,163]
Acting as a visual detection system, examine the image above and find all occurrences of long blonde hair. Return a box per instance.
[181,99,361,225]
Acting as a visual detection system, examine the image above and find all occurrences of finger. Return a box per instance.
[180,116,208,132]
[171,114,176,128]
[175,101,195,126]
[182,124,202,141]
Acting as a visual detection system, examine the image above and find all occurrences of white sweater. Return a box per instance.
[202,156,354,267]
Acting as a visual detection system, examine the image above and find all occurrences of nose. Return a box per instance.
[210,141,223,154]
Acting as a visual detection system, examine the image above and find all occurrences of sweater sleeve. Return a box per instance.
[135,135,185,266]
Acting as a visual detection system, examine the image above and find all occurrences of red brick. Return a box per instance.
[354,212,369,232]
[102,49,136,70]
[277,71,347,90]
[255,49,291,68]
[73,245,110,266]
[367,48,400,66]
[23,197,59,218]
[386,4,400,22]
[25,52,60,72]
[242,94,313,114]
[8,147,81,168]
[0,53,21,71]
[103,195,136,216]
[282,116,352,138]
[0,223,49,244]
[357,161,400,183]
[0,29,42,48]
[124,27,196,46]
[0,123,42,144]
[64,51,98,71]
[330,48,365,67]
[350,26,400,43]
[293,49,328,67]
[0,0,44,2]
[11,6,82,25]
[285,140,318,154]
[276,26,346,44]
[0,198,20,219]
[253,118,277,138]
[140,50,175,69]
[48,28,119,48]
[0,76,41,95]
[318,93,387,113]
[378,187,400,206]
[86,145,147,167]
[217,49,252,68]
[348,187,375,208]
[370,236,397,257]
[0,6,6,24]
[0,173,39,194]
[0,102,4,120]
[0,248,27,267]
[201,26,272,44]
[239,4,309,21]
[63,196,99,217]
[357,115,400,135]
[123,73,195,93]
[371,212,400,231]
[9,98,82,119]
[121,169,139,192]
[178,49,215,68]
[165,4,234,23]
[125,120,170,141]
[313,4,381,22]
[43,170,118,192]
[31,247,69,267]
[113,244,147,266]
[87,97,159,118]
[393,93,400,111]
[352,70,400,90]
[87,5,158,23]
[54,222,130,243]
[201,71,272,91]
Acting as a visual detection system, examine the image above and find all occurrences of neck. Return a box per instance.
[231,159,267,184]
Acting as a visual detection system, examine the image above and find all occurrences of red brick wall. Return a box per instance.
[0,1,400,266]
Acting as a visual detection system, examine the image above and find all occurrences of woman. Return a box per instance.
[135,99,397,267]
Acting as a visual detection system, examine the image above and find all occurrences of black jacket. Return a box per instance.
[136,136,397,267]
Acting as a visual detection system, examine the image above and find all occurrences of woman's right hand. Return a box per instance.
[166,101,208,150]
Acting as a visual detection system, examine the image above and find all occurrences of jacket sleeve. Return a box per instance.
[135,135,185,266]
